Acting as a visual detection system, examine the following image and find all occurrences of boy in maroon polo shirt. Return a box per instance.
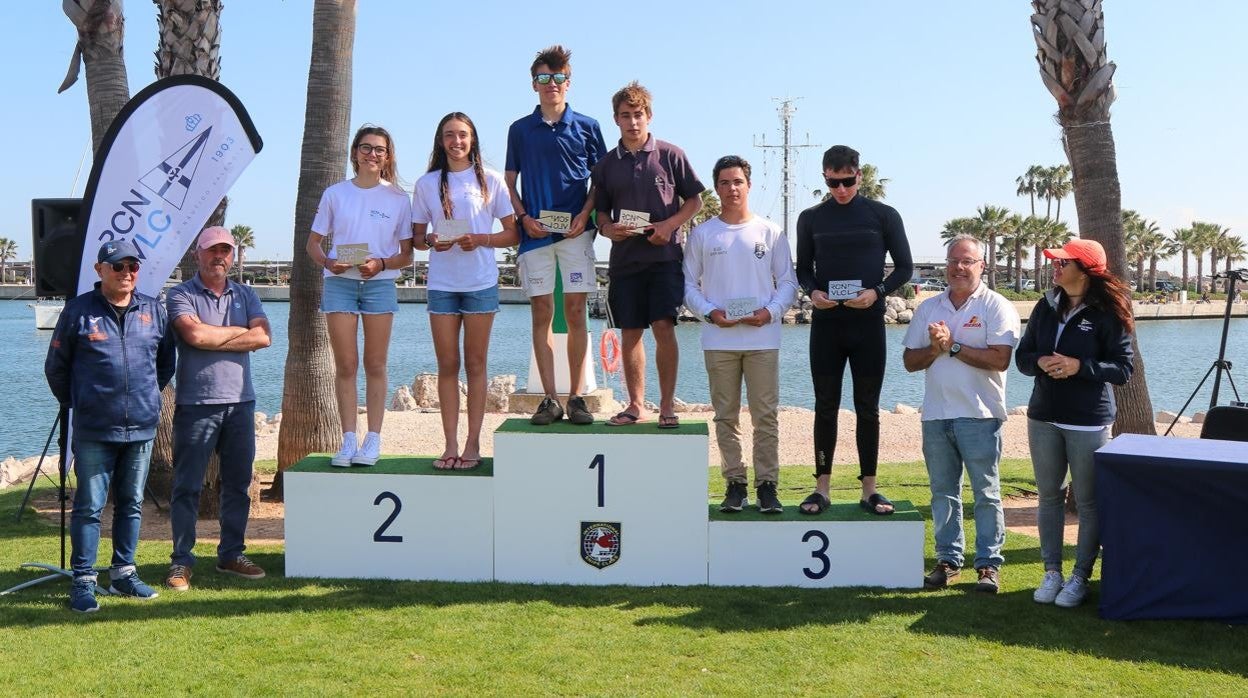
[592,81,705,427]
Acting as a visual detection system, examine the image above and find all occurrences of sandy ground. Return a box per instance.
[30,410,1203,549]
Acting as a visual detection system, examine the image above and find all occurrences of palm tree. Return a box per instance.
[1197,223,1230,292]
[857,164,889,201]
[1045,165,1073,222]
[1121,209,1153,291]
[273,0,357,499]
[1015,165,1045,218]
[974,205,1012,289]
[0,237,17,283]
[1220,234,1246,277]
[1001,214,1037,292]
[231,224,255,282]
[59,0,130,152]
[1032,0,1154,436]
[1187,222,1218,295]
[1169,227,1197,293]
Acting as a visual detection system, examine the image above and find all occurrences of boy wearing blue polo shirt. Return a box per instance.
[506,45,608,426]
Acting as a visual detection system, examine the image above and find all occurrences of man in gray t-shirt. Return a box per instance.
[164,226,272,592]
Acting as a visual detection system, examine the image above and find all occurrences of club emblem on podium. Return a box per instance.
[580,522,622,569]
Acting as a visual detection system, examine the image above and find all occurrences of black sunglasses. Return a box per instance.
[825,175,857,189]
[109,261,140,273]
[534,73,569,85]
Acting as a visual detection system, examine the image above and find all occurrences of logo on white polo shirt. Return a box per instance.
[754,242,766,259]
[963,315,982,328]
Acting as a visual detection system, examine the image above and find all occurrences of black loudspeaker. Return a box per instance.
[32,198,85,298]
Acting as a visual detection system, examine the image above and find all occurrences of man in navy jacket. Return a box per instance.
[45,239,176,613]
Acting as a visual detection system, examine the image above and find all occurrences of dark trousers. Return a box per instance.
[809,312,885,478]
[170,402,256,567]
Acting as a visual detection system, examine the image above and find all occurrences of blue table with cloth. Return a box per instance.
[1096,433,1248,623]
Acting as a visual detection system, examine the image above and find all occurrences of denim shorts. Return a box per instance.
[428,286,500,315]
[321,276,399,314]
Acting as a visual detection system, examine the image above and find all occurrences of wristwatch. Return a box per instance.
[516,212,528,222]
[874,283,887,298]
[949,342,962,358]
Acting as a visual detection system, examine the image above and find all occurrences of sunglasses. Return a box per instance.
[825,174,857,189]
[534,73,569,85]
[109,261,140,273]
[356,143,389,156]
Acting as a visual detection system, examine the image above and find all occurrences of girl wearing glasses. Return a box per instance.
[307,124,414,467]
[1016,238,1134,608]
[412,112,518,470]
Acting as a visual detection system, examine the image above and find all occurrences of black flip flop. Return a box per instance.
[657,414,680,429]
[860,492,895,516]
[606,411,640,427]
[799,491,830,515]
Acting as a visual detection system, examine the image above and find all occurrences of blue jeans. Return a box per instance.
[171,402,256,567]
[1028,419,1108,580]
[70,439,153,578]
[921,418,1005,569]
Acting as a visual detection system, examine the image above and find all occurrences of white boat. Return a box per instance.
[28,301,64,330]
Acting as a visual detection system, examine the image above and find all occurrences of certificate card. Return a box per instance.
[537,210,572,233]
[827,279,863,300]
[618,209,651,234]
[725,297,757,320]
[436,219,473,240]
[335,243,370,265]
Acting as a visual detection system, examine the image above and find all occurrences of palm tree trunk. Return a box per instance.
[1014,239,1023,293]
[60,0,130,152]
[1135,258,1144,292]
[1062,121,1155,436]
[1181,252,1189,292]
[1149,256,1158,291]
[270,0,357,500]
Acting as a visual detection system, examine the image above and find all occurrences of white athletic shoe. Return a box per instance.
[1033,570,1064,604]
[1055,574,1089,608]
[330,432,357,467]
[352,432,380,466]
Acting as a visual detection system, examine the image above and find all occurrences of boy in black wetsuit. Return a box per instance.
[795,145,913,515]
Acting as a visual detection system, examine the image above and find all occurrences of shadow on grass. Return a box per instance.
[3,485,1245,679]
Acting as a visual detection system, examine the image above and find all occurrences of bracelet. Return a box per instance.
[380,258,386,271]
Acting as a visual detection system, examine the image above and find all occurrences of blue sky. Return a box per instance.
[3,1,1244,271]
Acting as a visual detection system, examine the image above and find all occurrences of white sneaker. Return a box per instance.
[330,432,357,467]
[1033,570,1064,604]
[1054,574,1089,608]
[352,432,380,466]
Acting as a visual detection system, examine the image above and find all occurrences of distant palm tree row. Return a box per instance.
[937,164,1244,294]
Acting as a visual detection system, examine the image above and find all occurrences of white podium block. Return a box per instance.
[708,502,924,588]
[285,456,494,582]
[493,419,709,585]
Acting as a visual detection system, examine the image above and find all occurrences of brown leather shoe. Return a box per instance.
[166,564,192,592]
[216,555,266,579]
[923,561,961,589]
[975,566,1001,594]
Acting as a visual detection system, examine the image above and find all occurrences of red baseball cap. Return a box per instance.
[1043,238,1107,274]
[197,226,236,250]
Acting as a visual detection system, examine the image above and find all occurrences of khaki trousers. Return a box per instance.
[704,349,781,484]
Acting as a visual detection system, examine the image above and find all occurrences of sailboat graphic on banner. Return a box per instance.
[139,126,213,210]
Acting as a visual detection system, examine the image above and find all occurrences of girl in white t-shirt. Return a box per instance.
[412,112,517,470]
[307,124,414,467]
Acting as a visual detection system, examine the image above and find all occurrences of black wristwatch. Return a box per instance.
[516,212,528,222]
[949,342,962,358]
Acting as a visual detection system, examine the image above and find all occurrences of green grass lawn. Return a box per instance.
[1,459,1244,695]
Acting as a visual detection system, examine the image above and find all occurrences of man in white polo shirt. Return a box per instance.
[903,234,1020,593]
[684,155,798,514]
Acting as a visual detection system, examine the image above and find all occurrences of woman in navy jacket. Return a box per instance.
[1016,239,1134,609]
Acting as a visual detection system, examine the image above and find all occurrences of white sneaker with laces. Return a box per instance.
[1054,574,1089,608]
[352,432,381,466]
[331,432,357,467]
[1033,570,1064,604]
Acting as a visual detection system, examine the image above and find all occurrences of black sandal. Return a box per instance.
[860,492,895,516]
[799,491,831,515]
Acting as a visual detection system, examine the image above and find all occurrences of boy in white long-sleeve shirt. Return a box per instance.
[683,155,799,513]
